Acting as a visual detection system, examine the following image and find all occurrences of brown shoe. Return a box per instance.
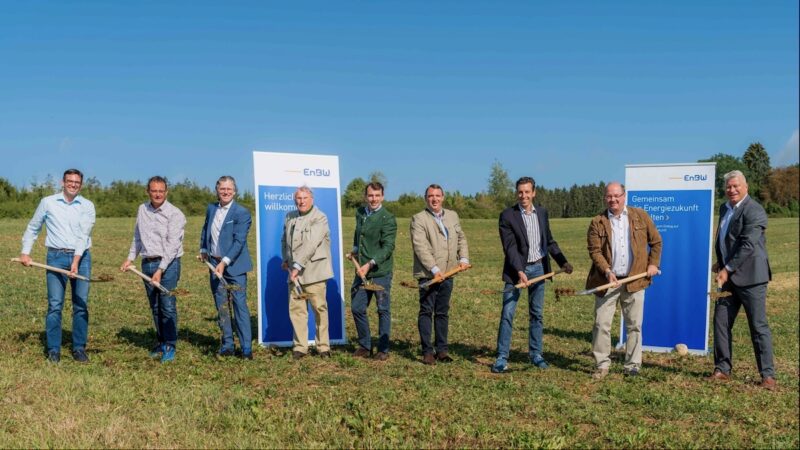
[292,351,307,360]
[591,368,609,380]
[373,351,389,361]
[760,376,777,390]
[422,353,436,365]
[436,352,453,362]
[353,347,371,358]
[706,369,730,381]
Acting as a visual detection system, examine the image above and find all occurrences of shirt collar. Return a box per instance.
[518,203,536,214]
[57,191,82,205]
[218,200,234,210]
[426,207,444,218]
[367,204,382,214]
[607,206,628,219]
[148,200,169,212]
[727,195,748,211]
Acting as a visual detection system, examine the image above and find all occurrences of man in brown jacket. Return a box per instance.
[586,182,662,379]
[410,184,469,365]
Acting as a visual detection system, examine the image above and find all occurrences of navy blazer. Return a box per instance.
[499,204,568,284]
[199,201,253,276]
[715,196,771,287]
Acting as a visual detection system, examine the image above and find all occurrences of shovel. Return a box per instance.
[401,264,472,290]
[555,270,661,298]
[709,279,732,300]
[345,253,384,292]
[124,265,172,296]
[501,268,566,293]
[201,257,239,340]
[11,257,114,282]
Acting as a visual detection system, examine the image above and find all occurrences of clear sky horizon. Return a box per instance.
[2,1,797,199]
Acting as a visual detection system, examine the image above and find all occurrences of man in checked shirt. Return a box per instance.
[121,176,187,363]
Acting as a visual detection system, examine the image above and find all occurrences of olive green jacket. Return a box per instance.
[353,206,397,279]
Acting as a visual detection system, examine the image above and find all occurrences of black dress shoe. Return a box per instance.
[72,349,89,363]
[47,351,60,363]
[241,352,253,360]
[217,348,235,357]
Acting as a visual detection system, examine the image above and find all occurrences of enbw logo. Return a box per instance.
[304,168,331,177]
[683,174,707,181]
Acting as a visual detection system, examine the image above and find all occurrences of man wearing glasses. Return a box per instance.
[585,182,661,380]
[20,169,96,363]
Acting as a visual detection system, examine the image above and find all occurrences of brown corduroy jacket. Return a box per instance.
[585,206,662,295]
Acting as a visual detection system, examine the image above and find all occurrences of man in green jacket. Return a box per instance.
[349,182,397,361]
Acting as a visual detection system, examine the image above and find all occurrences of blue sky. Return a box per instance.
[1,0,797,199]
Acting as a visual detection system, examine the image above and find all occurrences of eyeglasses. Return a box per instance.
[604,194,624,200]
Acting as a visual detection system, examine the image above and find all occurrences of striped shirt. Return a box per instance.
[718,195,747,268]
[209,202,232,258]
[520,205,543,263]
[21,192,96,256]
[128,200,187,270]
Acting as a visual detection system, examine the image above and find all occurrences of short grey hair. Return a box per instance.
[294,185,313,198]
[723,170,747,184]
[216,175,237,192]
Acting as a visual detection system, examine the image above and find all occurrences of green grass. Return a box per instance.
[0,216,797,448]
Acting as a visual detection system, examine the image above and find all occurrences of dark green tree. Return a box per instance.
[487,160,515,210]
[743,142,771,197]
[342,177,368,210]
[699,153,748,199]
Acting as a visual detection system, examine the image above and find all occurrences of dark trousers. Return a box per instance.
[350,274,392,353]
[418,278,453,355]
[713,282,775,378]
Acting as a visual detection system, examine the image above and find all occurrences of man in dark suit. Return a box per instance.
[709,170,776,389]
[200,176,254,359]
[491,177,573,373]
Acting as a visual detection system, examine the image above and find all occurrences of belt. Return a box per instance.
[142,256,162,263]
[47,247,75,253]
[526,259,542,265]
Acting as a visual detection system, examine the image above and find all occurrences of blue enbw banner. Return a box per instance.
[624,163,716,355]
[253,152,346,347]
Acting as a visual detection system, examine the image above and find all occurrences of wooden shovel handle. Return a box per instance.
[592,271,653,292]
[11,257,90,282]
[126,266,171,295]
[345,252,370,284]
[513,268,565,289]
[425,264,472,287]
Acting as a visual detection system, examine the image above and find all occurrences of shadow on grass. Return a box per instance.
[116,326,219,355]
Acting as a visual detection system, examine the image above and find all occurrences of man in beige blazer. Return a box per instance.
[411,184,469,365]
[281,186,334,359]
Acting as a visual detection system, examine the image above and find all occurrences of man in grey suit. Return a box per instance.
[708,170,776,390]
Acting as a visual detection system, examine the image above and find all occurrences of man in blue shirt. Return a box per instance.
[20,169,96,363]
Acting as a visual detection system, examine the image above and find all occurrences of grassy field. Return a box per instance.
[0,216,797,448]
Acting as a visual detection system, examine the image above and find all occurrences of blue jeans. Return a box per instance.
[350,274,392,353]
[418,278,453,355]
[210,270,252,354]
[496,261,545,364]
[45,249,91,353]
[142,258,180,347]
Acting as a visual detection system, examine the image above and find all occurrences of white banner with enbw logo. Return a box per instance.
[253,151,346,347]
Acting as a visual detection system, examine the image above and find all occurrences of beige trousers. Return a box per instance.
[288,280,330,354]
[592,285,644,371]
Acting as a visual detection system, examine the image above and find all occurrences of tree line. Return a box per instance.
[1,142,796,219]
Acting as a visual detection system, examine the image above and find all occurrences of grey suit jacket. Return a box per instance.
[715,195,771,287]
[282,206,333,285]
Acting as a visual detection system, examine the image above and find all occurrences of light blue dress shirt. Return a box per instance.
[21,192,96,256]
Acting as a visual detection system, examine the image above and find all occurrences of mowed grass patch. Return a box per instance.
[0,216,796,448]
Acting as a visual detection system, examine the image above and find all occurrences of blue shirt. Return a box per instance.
[22,192,96,256]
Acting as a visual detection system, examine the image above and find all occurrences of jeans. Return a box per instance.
[495,261,545,364]
[418,278,453,355]
[350,274,392,353]
[210,269,251,354]
[45,249,91,353]
[142,258,180,347]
